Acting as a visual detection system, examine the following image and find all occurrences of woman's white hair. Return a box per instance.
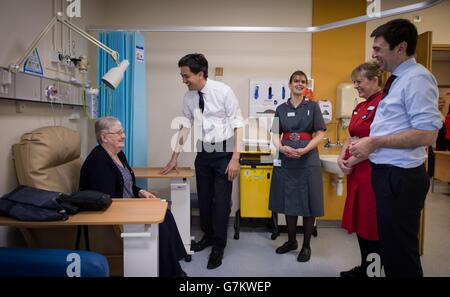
[95,116,121,143]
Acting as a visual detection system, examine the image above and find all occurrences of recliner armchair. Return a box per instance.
[13,126,82,194]
[12,126,123,275]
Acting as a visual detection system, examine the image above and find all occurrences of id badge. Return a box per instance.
[273,159,282,167]
[287,112,296,117]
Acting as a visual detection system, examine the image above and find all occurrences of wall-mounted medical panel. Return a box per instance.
[15,72,41,102]
[58,81,71,104]
[0,69,15,99]
[70,84,82,106]
[0,68,83,107]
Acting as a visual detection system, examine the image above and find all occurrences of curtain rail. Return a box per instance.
[88,0,443,33]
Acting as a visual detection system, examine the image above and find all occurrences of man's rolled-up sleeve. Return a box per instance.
[406,74,443,131]
[225,88,244,129]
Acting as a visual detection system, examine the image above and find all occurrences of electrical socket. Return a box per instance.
[0,86,8,94]
[0,69,11,94]
[15,101,26,113]
[1,69,12,85]
[68,111,80,120]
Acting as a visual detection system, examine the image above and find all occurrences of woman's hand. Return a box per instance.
[338,158,353,176]
[280,145,300,159]
[295,147,308,157]
[343,157,355,168]
[138,189,157,199]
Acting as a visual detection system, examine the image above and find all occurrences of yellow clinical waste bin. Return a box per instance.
[234,164,278,240]
[239,165,272,218]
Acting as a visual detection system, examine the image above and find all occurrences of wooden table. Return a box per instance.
[133,167,195,179]
[133,167,195,257]
[0,199,167,277]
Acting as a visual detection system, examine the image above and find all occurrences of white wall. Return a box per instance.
[0,0,107,247]
[96,0,313,212]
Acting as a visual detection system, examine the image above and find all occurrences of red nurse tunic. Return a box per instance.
[341,90,382,240]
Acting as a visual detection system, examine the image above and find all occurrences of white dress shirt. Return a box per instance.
[182,79,243,143]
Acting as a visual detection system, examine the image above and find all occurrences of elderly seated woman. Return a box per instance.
[79,116,187,277]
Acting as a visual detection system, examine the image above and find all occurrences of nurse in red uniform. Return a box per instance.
[337,62,383,277]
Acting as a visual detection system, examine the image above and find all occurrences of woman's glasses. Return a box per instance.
[105,129,125,136]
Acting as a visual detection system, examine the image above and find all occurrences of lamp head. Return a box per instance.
[101,59,129,90]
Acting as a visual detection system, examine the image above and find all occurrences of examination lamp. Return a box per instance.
[9,12,128,90]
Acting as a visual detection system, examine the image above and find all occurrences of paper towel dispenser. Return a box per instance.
[336,83,363,119]
[318,100,332,124]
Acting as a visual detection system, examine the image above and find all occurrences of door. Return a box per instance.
[417,31,433,69]
[415,31,433,256]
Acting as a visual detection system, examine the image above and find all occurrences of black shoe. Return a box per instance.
[207,247,223,269]
[191,237,212,252]
[297,247,311,262]
[340,266,366,278]
[275,241,298,254]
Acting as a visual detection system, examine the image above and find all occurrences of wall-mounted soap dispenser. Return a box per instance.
[336,83,363,118]
[336,83,364,128]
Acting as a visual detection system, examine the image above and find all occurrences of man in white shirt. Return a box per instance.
[161,53,243,269]
[350,19,442,277]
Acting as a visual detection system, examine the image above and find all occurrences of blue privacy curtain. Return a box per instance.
[97,31,147,169]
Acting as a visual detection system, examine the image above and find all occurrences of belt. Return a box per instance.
[282,132,312,141]
[370,162,425,170]
[370,162,395,169]
[197,138,233,153]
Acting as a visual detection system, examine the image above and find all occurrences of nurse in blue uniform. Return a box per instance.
[269,70,326,262]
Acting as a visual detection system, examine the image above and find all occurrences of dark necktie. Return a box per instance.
[382,74,397,98]
[198,91,204,113]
